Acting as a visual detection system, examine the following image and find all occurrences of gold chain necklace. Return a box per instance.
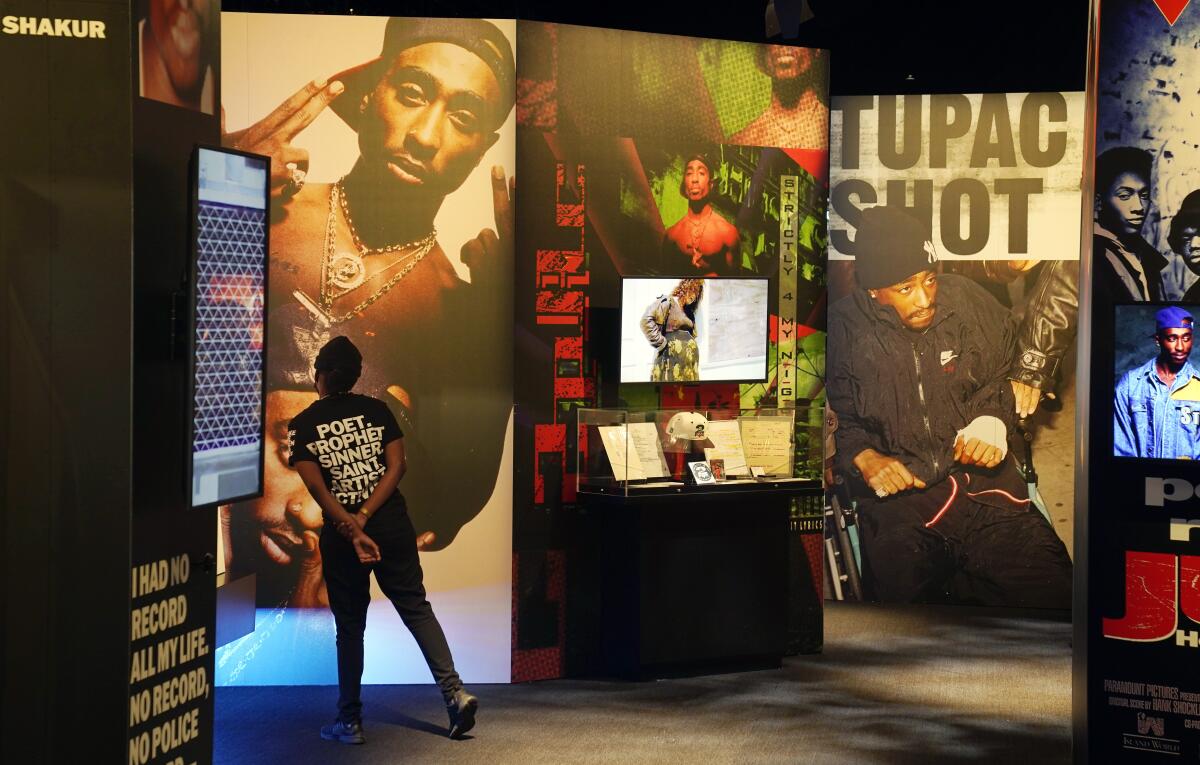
[688,206,713,255]
[337,178,434,256]
[319,180,437,323]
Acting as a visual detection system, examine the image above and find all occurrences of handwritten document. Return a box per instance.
[740,416,794,476]
[598,426,646,481]
[704,419,749,475]
[627,422,669,479]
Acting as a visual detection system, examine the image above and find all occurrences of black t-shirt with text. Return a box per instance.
[287,392,404,511]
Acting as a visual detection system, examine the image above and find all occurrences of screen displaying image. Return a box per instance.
[620,277,769,383]
[190,147,269,507]
[1112,303,1200,460]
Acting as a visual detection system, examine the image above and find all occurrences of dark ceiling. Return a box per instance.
[222,0,1092,95]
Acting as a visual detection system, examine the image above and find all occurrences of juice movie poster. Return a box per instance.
[1087,0,1200,759]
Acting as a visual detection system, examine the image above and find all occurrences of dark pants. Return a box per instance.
[320,501,462,723]
[856,469,1072,608]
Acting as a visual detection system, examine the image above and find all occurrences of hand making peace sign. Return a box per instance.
[223,78,345,197]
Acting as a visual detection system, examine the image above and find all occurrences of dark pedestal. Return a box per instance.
[580,483,808,679]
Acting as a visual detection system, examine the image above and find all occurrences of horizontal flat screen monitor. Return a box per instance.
[620,277,769,384]
[1112,302,1200,462]
[189,146,269,508]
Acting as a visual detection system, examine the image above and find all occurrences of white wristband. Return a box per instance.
[956,415,1008,460]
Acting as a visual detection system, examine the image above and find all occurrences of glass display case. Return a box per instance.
[577,406,820,496]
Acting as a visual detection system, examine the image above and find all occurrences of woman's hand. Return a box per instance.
[351,531,382,565]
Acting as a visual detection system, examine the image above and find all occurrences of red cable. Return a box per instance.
[965,488,1032,505]
[924,475,959,528]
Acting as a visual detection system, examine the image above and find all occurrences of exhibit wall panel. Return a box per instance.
[127,2,226,761]
[1083,0,1200,759]
[825,92,1085,605]
[513,23,829,679]
[829,93,1087,264]
[0,1,134,761]
[215,13,516,685]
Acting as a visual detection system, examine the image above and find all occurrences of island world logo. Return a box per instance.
[1139,713,1166,737]
[1124,713,1181,756]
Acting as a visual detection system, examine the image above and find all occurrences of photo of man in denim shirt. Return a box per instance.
[1114,306,1200,459]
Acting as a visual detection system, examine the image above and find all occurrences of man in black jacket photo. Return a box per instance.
[828,206,1072,607]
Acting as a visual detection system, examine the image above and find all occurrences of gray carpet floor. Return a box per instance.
[215,601,1072,764]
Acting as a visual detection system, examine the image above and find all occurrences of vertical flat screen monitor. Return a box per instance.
[620,277,770,384]
[189,146,269,508]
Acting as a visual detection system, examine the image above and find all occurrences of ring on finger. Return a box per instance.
[284,161,307,196]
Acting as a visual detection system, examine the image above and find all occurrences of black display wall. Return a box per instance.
[0,1,134,761]
[1,1,222,761]
[127,9,223,762]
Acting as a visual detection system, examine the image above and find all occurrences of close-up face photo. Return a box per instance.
[1156,326,1193,365]
[763,44,811,80]
[1098,171,1150,236]
[149,0,214,95]
[872,270,938,330]
[682,159,712,202]
[359,42,501,198]
[1179,226,1200,268]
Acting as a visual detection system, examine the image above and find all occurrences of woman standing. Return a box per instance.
[288,336,478,744]
[641,279,704,382]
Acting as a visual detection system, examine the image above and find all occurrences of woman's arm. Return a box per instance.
[641,297,669,349]
[355,438,406,521]
[294,461,381,563]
